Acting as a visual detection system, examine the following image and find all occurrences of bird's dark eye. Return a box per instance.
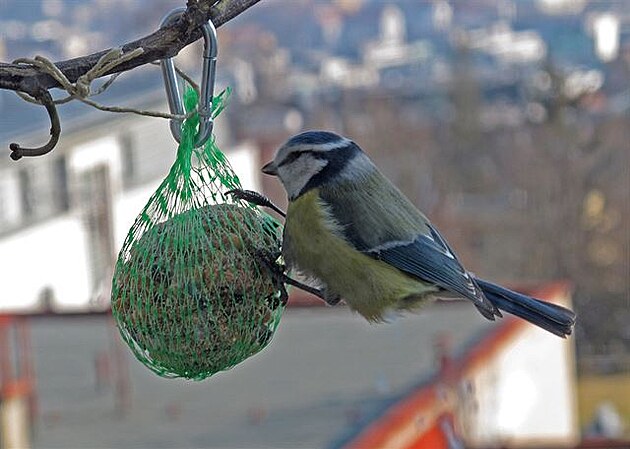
[278,151,304,167]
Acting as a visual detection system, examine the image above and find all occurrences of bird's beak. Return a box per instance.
[261,161,278,176]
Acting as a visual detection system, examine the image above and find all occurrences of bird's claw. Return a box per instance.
[252,250,336,306]
[226,189,286,218]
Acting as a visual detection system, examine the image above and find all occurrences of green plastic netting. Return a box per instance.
[111,88,285,380]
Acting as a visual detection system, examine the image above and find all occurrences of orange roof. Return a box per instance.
[343,281,572,449]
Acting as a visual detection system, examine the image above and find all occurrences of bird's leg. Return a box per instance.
[227,189,286,218]
[283,276,341,306]
[232,189,339,306]
[252,249,289,307]
[253,250,339,306]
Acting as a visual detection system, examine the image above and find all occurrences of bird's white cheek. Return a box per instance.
[278,158,328,198]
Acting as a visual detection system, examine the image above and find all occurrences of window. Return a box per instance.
[53,156,70,212]
[0,171,24,234]
[18,168,34,220]
[119,132,136,188]
[119,122,174,189]
[14,156,70,227]
[78,164,115,293]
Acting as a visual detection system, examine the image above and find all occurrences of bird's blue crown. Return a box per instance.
[285,131,347,148]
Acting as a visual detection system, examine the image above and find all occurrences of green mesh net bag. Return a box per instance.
[111,88,285,380]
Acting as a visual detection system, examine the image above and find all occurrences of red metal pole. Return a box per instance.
[0,316,12,389]
[107,316,131,415]
[18,317,37,427]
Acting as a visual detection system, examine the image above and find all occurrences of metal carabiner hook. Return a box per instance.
[160,8,218,147]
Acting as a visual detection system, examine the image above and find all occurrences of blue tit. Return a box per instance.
[261,131,576,337]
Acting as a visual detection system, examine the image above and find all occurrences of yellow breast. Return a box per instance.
[284,190,436,320]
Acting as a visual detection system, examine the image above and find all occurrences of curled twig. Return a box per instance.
[8,48,197,159]
[1,0,263,159]
[9,89,60,160]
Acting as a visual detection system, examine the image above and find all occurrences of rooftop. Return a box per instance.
[30,303,494,448]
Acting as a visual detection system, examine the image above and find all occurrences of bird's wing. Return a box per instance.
[319,175,431,251]
[366,224,499,318]
[319,175,499,318]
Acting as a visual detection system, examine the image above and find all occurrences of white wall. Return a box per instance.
[0,115,262,312]
[0,170,21,228]
[460,298,578,446]
[0,215,91,310]
[226,141,262,192]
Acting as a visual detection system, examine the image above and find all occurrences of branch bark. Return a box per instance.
[0,0,262,98]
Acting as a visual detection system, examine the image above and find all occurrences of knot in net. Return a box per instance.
[111,88,284,379]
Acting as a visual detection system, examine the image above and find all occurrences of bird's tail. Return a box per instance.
[475,278,576,338]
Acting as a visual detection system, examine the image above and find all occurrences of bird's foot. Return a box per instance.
[253,250,337,306]
[253,249,289,307]
[227,189,286,218]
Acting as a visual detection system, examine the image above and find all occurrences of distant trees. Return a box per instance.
[307,52,629,358]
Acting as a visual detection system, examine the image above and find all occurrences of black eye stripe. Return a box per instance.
[278,151,309,167]
[277,142,360,171]
[298,143,361,197]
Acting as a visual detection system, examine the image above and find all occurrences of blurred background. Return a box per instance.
[0,0,628,447]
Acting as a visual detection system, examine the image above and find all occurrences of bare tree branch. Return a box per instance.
[0,0,262,98]
[1,0,262,159]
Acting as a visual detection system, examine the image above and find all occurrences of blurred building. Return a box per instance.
[0,88,264,313]
[0,284,584,449]
[0,1,628,447]
[342,283,578,449]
